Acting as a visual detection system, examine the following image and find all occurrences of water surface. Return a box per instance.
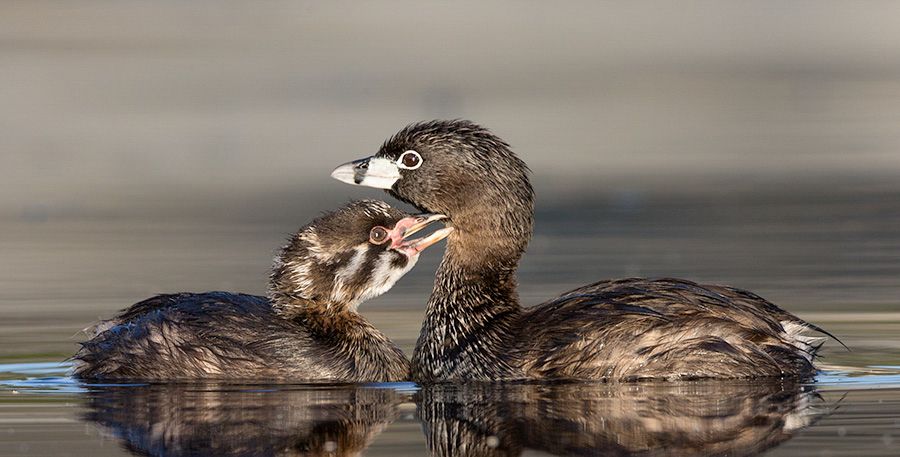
[2,362,900,456]
[2,185,900,456]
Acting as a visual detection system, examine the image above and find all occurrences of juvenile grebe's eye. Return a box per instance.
[369,226,389,244]
[397,150,422,170]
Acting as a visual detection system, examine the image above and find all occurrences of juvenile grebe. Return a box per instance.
[332,120,839,382]
[74,200,452,381]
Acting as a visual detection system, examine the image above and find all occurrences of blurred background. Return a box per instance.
[1,0,899,363]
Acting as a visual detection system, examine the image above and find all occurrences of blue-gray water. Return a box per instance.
[3,184,900,456]
[3,1,900,455]
[2,362,900,456]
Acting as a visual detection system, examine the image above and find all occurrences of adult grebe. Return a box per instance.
[74,200,451,381]
[332,120,839,382]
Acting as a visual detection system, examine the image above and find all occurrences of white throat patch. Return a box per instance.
[330,245,369,308]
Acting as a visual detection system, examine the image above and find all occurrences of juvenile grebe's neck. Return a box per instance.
[268,292,380,342]
[273,294,410,381]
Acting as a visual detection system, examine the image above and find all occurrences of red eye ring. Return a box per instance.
[369,226,389,244]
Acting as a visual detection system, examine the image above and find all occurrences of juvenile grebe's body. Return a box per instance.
[74,200,451,381]
[74,292,408,381]
[333,120,838,382]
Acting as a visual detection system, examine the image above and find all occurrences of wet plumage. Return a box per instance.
[333,120,838,382]
[74,200,448,381]
[517,278,827,380]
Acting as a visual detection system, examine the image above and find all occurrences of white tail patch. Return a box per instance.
[781,321,826,362]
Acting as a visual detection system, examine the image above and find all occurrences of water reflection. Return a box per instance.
[78,380,830,457]
[418,381,826,457]
[82,383,407,456]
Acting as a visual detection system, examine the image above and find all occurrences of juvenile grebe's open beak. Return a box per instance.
[388,214,453,255]
[331,156,400,190]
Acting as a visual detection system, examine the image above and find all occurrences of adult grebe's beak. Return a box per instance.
[331,156,400,190]
[389,214,454,254]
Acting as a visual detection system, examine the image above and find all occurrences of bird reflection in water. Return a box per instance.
[81,380,829,457]
[81,383,406,456]
[417,380,828,457]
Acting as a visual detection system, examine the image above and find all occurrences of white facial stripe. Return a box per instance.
[330,245,369,306]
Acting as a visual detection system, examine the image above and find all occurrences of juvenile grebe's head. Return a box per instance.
[269,200,451,313]
[332,121,534,264]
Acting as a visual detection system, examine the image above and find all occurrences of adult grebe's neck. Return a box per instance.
[411,195,534,382]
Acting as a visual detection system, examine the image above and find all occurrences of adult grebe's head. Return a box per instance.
[269,200,451,313]
[332,120,534,265]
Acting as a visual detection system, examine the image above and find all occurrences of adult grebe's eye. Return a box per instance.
[369,226,389,244]
[397,150,422,170]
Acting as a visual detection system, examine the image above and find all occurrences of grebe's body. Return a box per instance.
[333,120,836,382]
[517,278,822,380]
[74,292,409,381]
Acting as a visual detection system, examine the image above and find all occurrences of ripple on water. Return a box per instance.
[1,362,900,394]
[814,365,900,390]
[0,362,422,395]
[2,361,900,397]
